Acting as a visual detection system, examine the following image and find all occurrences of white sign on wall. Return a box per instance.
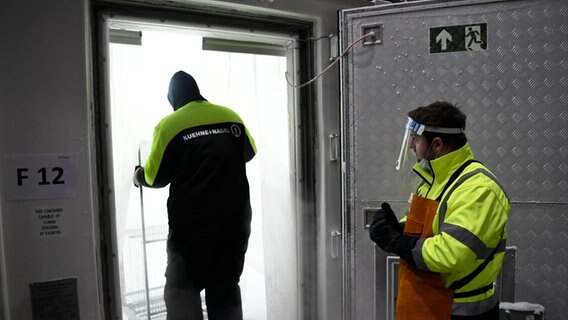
[3,154,77,201]
[32,206,67,238]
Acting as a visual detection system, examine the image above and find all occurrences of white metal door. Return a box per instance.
[340,0,568,319]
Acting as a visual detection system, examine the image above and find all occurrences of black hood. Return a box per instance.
[167,71,206,110]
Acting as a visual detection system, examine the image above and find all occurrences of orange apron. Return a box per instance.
[396,193,454,320]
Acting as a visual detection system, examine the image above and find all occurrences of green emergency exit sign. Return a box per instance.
[429,23,487,54]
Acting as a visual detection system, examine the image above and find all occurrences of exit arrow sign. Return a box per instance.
[430,23,487,54]
[436,29,452,51]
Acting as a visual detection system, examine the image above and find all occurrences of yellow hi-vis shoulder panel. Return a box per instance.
[143,101,256,186]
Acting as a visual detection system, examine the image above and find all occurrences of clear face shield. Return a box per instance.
[395,117,464,171]
[395,117,424,171]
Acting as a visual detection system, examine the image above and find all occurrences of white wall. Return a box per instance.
[0,0,372,319]
[0,0,101,319]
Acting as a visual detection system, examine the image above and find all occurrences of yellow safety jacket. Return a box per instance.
[409,143,510,316]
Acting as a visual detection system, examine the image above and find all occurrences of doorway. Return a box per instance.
[99,15,302,320]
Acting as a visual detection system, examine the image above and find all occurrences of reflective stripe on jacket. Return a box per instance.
[409,143,510,315]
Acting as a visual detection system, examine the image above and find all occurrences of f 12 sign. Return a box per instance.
[4,154,77,200]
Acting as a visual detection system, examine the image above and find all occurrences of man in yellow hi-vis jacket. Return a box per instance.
[370,101,510,320]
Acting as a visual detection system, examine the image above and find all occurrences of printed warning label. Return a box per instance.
[32,206,66,238]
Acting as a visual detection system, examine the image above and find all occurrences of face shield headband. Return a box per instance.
[395,117,464,171]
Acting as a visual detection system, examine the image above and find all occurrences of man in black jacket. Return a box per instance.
[134,71,256,320]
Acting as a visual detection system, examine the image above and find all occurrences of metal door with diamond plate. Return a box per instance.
[339,0,568,319]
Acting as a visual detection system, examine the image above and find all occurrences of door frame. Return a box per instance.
[91,2,317,319]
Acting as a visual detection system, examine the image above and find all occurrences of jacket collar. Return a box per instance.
[412,143,475,187]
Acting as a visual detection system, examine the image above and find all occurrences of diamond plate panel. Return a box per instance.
[346,0,568,203]
[341,0,568,319]
[508,204,568,319]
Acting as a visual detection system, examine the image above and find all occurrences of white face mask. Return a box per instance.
[419,158,433,175]
[418,139,436,174]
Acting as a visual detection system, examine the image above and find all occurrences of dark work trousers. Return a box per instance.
[164,238,248,320]
[451,302,500,320]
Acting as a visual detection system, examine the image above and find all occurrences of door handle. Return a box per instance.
[329,133,339,162]
[331,229,342,259]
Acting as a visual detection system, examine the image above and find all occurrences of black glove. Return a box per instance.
[133,165,144,187]
[369,202,419,267]
[369,202,401,252]
[383,202,403,232]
